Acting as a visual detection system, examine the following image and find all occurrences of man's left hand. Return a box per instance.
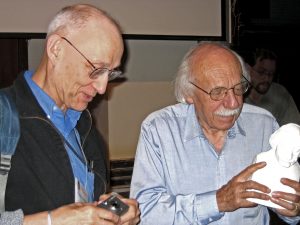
[271,178,300,217]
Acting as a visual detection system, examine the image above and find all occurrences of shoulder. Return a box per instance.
[238,104,279,148]
[269,82,292,96]
[142,103,189,125]
[240,103,278,128]
[242,103,274,118]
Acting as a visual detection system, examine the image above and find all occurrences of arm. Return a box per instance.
[23,202,120,225]
[2,199,138,225]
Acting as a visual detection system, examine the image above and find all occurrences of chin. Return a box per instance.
[256,85,270,94]
[72,103,88,112]
[217,116,236,128]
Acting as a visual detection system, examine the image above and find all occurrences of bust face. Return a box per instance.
[270,123,300,167]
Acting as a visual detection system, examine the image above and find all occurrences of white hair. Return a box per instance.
[174,41,250,103]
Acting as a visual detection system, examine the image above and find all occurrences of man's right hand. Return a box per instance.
[50,202,121,225]
[216,162,271,212]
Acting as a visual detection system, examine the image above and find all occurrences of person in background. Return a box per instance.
[3,4,139,225]
[130,42,300,225]
[244,48,300,126]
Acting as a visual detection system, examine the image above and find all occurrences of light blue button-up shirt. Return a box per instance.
[130,103,300,225]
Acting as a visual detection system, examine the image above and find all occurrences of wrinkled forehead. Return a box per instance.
[70,16,124,63]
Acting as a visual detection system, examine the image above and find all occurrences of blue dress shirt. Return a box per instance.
[24,71,94,202]
[130,103,300,225]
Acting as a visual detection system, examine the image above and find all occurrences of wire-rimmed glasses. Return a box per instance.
[60,36,123,81]
[189,76,251,101]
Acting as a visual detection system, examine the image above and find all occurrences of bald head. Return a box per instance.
[189,43,241,80]
[47,4,122,37]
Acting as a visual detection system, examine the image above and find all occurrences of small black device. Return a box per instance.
[98,194,129,216]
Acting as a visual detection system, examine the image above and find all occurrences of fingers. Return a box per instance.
[217,181,270,212]
[96,207,121,223]
[98,194,112,203]
[99,193,140,225]
[217,163,271,212]
[280,178,300,193]
[292,203,300,216]
[235,162,267,182]
[269,178,300,217]
[119,198,140,225]
[51,203,121,225]
[271,198,300,217]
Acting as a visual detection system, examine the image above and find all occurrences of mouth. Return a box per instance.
[255,82,271,93]
[259,82,271,87]
[82,92,95,102]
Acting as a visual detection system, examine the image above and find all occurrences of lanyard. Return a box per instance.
[58,128,93,172]
[49,122,108,193]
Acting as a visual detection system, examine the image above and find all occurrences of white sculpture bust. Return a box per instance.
[248,123,300,208]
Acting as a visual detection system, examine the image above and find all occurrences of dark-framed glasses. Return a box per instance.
[189,77,250,101]
[60,36,122,81]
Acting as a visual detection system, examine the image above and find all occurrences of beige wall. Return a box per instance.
[0,0,222,36]
[84,81,177,161]
[92,81,177,160]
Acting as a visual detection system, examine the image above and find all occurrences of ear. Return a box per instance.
[46,34,62,64]
[186,96,194,104]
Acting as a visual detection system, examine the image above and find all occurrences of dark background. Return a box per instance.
[232,1,300,224]
[231,0,300,110]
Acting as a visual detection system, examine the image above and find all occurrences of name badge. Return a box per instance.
[75,177,88,203]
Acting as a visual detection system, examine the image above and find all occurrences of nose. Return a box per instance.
[223,89,240,109]
[264,74,273,82]
[91,74,109,94]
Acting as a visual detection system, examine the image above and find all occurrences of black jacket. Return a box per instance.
[5,73,109,215]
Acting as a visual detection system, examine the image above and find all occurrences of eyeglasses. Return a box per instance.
[252,68,274,78]
[60,36,123,81]
[189,77,250,101]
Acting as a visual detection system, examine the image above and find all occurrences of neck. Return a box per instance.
[32,58,67,113]
[202,127,227,153]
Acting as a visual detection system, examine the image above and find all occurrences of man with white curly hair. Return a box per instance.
[130,42,300,225]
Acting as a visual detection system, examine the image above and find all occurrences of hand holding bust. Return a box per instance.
[248,123,300,208]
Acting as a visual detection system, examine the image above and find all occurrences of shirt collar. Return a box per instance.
[183,104,246,142]
[24,71,81,136]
